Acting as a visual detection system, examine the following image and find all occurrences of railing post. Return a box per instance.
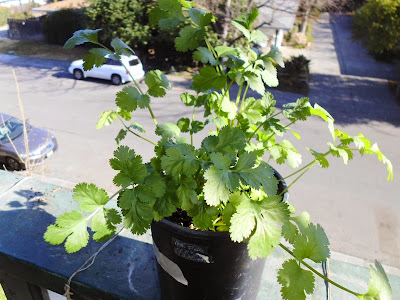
[0,272,50,300]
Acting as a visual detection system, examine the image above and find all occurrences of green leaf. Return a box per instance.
[130,122,146,133]
[360,261,392,300]
[244,70,265,95]
[144,174,166,198]
[116,86,150,112]
[293,223,330,263]
[188,8,214,27]
[277,259,315,300]
[83,48,110,71]
[119,189,154,235]
[202,126,246,155]
[175,26,205,52]
[328,143,353,165]
[177,117,190,132]
[177,177,198,210]
[237,161,278,196]
[250,30,268,43]
[73,183,109,213]
[230,195,289,259]
[193,66,227,92]
[111,38,134,56]
[308,148,329,168]
[261,60,279,87]
[193,47,217,66]
[91,208,119,242]
[44,210,89,253]
[180,92,196,106]
[220,95,237,120]
[310,104,335,140]
[215,46,237,58]
[161,144,199,177]
[155,123,181,139]
[203,166,233,206]
[96,110,118,129]
[191,200,218,230]
[283,97,312,122]
[145,70,171,97]
[282,221,299,244]
[64,29,101,49]
[190,120,204,134]
[110,146,148,187]
[241,97,265,123]
[231,8,259,38]
[263,45,284,68]
[115,129,127,146]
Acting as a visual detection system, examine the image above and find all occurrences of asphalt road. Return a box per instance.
[0,13,399,271]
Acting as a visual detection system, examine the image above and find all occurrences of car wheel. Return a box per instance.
[73,69,84,80]
[111,74,122,85]
[5,157,21,171]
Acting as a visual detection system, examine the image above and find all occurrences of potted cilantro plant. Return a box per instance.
[44,1,394,299]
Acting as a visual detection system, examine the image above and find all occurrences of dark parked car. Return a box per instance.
[0,113,58,171]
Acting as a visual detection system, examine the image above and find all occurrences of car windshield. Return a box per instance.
[0,117,25,143]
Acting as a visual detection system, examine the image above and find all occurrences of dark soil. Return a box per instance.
[166,208,193,228]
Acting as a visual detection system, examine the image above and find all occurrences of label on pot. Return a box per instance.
[172,238,214,264]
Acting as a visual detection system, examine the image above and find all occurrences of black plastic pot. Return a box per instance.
[151,170,288,300]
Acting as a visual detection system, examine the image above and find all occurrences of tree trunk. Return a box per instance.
[300,0,312,34]
[221,0,232,45]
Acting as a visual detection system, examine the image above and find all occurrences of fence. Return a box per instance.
[7,16,45,41]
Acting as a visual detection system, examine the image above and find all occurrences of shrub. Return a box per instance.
[353,0,400,57]
[0,6,10,26]
[277,55,310,94]
[43,9,88,45]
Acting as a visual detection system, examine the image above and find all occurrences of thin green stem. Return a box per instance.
[235,83,244,107]
[280,160,317,181]
[279,161,316,196]
[279,243,362,298]
[118,117,156,146]
[239,84,249,113]
[191,106,196,146]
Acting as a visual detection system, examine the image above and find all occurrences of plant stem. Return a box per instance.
[278,243,362,298]
[280,160,317,181]
[239,84,249,113]
[236,83,244,107]
[118,117,156,146]
[279,161,316,196]
[191,106,196,146]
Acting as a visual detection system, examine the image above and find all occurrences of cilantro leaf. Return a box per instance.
[111,38,134,56]
[244,70,265,95]
[230,195,289,259]
[64,29,101,49]
[277,259,315,300]
[110,146,148,187]
[308,148,329,168]
[261,60,279,87]
[215,46,237,58]
[188,8,214,27]
[73,183,109,212]
[191,120,204,134]
[177,117,190,132]
[283,97,312,122]
[118,189,154,234]
[83,48,110,71]
[191,200,218,230]
[115,129,127,146]
[44,210,89,253]
[177,177,198,210]
[237,160,278,196]
[262,45,284,68]
[193,66,227,92]
[293,223,330,263]
[161,144,199,177]
[201,126,246,154]
[282,221,299,244]
[116,86,150,112]
[203,166,232,206]
[145,70,171,97]
[155,123,181,139]
[96,110,118,129]
[241,97,265,123]
[91,208,120,242]
[175,26,205,52]
[269,140,302,169]
[193,47,217,66]
[360,261,392,300]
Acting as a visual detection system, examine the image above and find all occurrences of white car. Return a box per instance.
[68,55,145,85]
